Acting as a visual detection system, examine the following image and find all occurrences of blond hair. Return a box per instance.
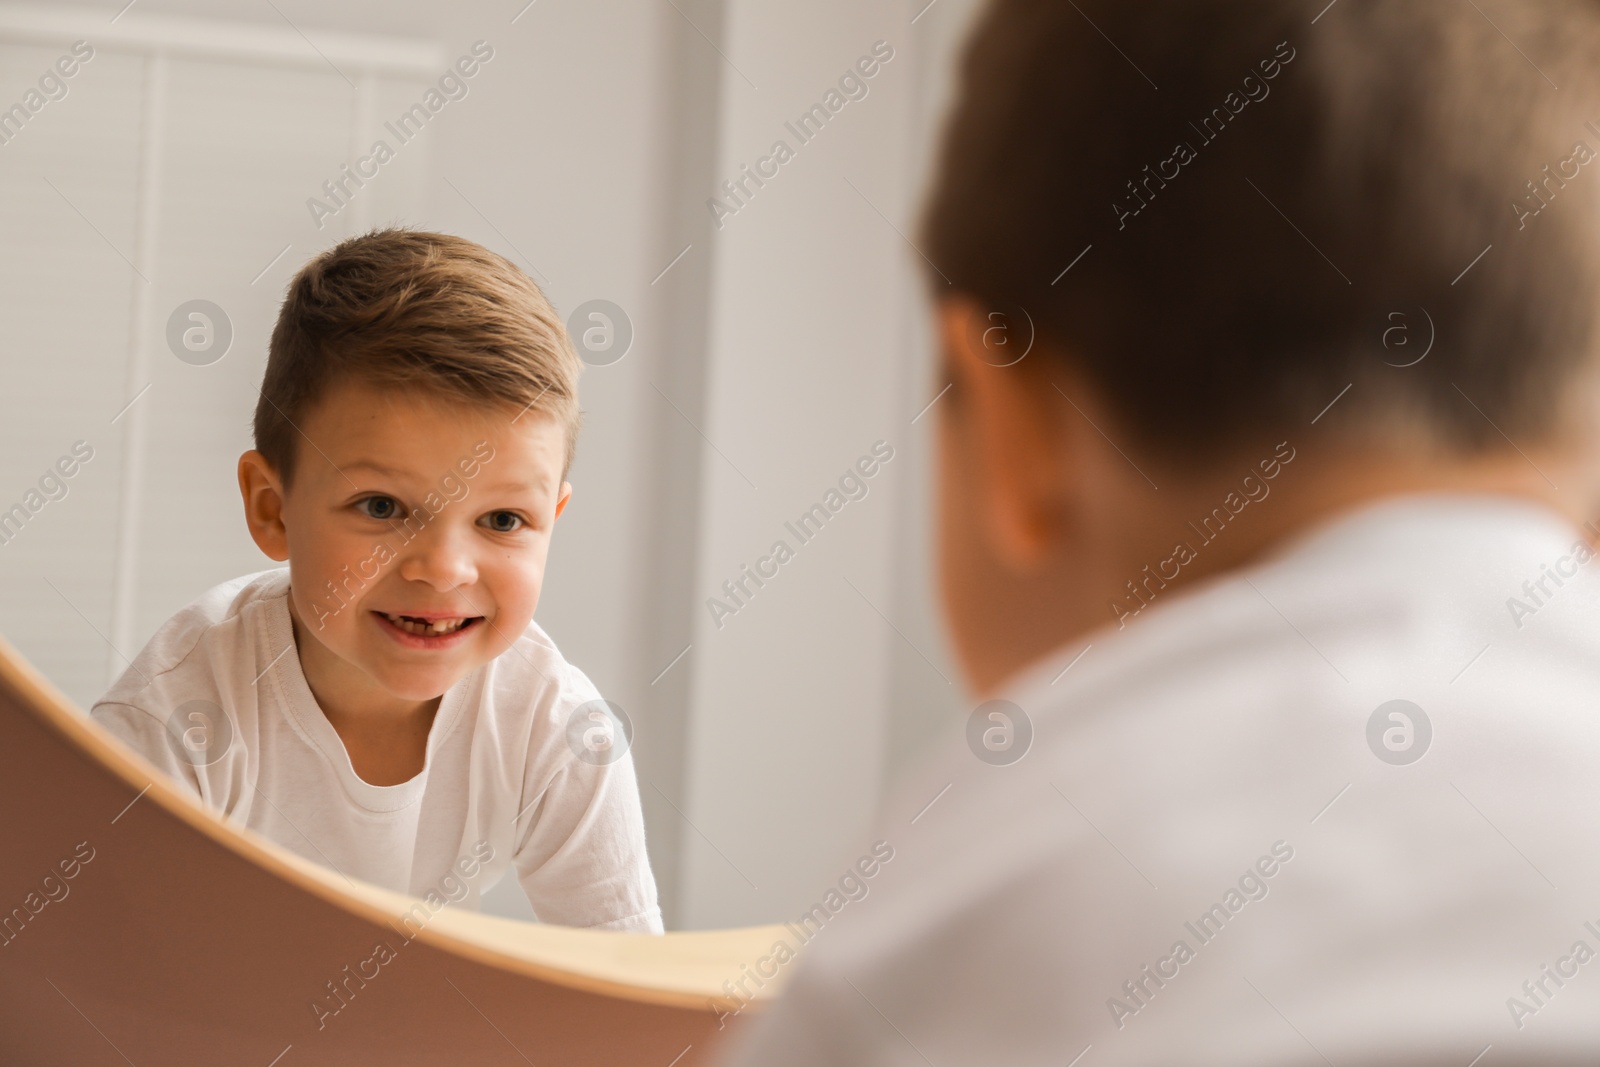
[255,228,581,484]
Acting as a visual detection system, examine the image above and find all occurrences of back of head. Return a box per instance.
[922,0,1600,464]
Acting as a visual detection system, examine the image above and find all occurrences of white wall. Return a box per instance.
[0,0,979,930]
[680,0,934,929]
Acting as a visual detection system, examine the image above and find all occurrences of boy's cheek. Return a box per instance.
[481,561,547,636]
[287,547,368,638]
[500,573,546,627]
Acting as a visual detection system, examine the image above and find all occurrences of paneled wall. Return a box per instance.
[0,8,440,709]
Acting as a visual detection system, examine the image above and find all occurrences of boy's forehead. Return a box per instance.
[299,380,566,485]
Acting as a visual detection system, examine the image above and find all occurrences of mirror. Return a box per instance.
[0,0,979,934]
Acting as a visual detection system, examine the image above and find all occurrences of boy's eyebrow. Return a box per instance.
[343,460,411,480]
[475,481,557,506]
[343,462,550,498]
[477,480,544,494]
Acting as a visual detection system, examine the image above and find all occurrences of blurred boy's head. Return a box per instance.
[240,230,582,705]
[922,0,1600,690]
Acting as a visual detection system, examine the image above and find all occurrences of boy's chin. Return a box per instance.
[353,652,475,704]
[371,664,470,704]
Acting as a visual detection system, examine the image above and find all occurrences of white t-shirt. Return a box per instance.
[723,494,1600,1065]
[92,569,662,932]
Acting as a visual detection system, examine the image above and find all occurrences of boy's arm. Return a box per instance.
[510,701,663,932]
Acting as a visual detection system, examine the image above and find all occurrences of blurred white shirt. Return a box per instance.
[723,493,1600,1066]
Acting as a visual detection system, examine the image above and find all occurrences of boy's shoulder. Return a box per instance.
[487,618,598,694]
[96,568,290,716]
[477,619,610,736]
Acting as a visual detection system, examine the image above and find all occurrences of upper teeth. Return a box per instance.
[385,613,469,636]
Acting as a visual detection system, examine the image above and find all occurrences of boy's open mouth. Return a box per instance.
[377,612,482,637]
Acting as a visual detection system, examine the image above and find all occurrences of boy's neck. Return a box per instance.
[965,442,1598,699]
[285,596,441,737]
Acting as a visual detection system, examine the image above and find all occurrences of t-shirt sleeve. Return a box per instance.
[508,668,663,933]
[90,701,206,798]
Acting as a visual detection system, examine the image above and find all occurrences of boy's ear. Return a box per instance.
[238,451,290,562]
[553,481,572,522]
[937,297,1073,570]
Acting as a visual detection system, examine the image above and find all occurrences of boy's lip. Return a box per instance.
[374,609,474,623]
[371,610,484,649]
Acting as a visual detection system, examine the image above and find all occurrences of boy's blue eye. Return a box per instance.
[358,496,400,520]
[483,511,523,533]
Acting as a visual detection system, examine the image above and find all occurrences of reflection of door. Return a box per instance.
[0,7,440,709]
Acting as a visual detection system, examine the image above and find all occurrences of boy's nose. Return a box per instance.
[396,523,479,592]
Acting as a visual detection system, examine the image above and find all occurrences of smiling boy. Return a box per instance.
[91,230,661,932]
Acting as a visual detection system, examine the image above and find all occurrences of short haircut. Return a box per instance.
[922,0,1600,461]
[255,229,581,486]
